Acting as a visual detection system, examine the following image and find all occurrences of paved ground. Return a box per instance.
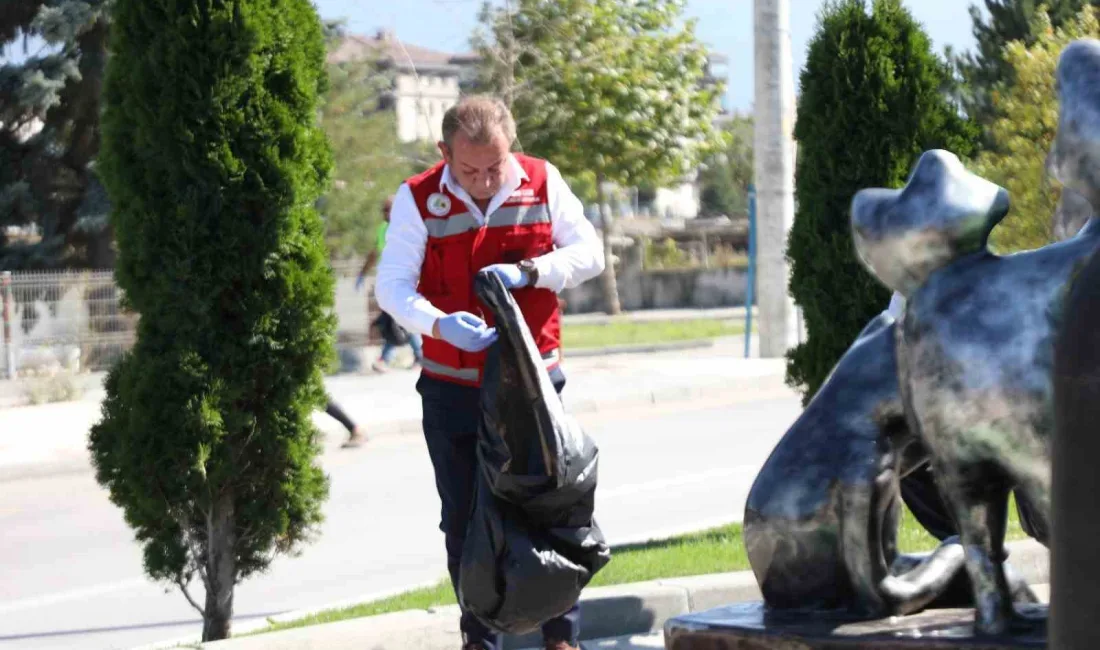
[0,336,767,480]
[0,338,799,650]
[0,307,753,410]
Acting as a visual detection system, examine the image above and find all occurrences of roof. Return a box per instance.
[327,29,476,71]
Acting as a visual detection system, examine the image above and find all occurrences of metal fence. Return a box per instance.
[0,262,381,379]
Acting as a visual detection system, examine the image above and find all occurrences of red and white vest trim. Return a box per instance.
[409,154,562,387]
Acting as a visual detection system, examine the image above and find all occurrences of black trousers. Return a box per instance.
[417,372,579,649]
[324,399,357,434]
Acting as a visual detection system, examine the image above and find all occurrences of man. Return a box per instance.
[375,95,605,650]
[357,196,424,372]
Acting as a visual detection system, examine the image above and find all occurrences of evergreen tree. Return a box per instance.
[475,0,725,314]
[698,115,753,218]
[0,0,113,269]
[785,0,978,403]
[953,0,1093,140]
[89,0,335,641]
[973,7,1099,251]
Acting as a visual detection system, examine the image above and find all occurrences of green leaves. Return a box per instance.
[952,0,1092,140]
[698,116,752,217]
[91,0,335,616]
[316,57,417,258]
[0,0,113,268]
[475,0,723,188]
[972,5,1099,252]
[785,0,977,402]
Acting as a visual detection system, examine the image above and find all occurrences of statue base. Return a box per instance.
[664,602,1047,650]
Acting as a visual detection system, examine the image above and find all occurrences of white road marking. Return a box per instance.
[0,577,149,615]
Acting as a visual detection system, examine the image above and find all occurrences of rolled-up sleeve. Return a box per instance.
[531,162,606,293]
[374,183,445,337]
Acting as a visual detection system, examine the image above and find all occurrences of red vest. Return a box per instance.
[410,154,561,386]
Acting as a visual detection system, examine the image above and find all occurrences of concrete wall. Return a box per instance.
[561,267,748,313]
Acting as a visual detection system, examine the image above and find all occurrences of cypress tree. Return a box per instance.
[88,0,335,640]
[785,0,978,402]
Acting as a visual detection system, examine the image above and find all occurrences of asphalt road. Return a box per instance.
[0,394,800,650]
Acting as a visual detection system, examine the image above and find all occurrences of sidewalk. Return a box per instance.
[0,308,753,409]
[197,539,1050,650]
[0,334,780,481]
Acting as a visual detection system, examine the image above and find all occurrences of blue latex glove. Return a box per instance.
[355,274,366,291]
[435,312,498,352]
[482,263,529,289]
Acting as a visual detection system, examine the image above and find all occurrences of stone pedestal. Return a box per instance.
[664,602,1047,650]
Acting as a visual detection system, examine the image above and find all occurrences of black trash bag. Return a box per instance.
[462,472,610,633]
[458,270,611,634]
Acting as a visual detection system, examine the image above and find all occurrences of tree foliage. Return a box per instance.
[952,0,1094,141]
[0,0,113,269]
[474,0,725,313]
[973,6,1098,251]
[89,0,335,640]
[785,0,979,403]
[698,115,753,218]
[318,56,412,258]
[477,0,722,188]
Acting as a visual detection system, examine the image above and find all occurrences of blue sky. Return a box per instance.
[314,0,983,112]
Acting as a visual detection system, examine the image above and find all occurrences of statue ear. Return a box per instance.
[851,150,1008,296]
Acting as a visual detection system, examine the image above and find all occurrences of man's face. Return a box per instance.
[439,129,511,201]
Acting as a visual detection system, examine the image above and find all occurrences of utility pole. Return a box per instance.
[753,0,797,357]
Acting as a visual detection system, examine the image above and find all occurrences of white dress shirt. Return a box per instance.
[886,291,906,320]
[375,155,606,337]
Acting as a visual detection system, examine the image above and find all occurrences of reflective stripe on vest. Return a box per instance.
[422,348,561,383]
[423,203,550,239]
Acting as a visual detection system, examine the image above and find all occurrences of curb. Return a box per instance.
[197,539,1049,650]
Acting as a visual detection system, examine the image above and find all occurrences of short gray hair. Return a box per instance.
[441,95,517,149]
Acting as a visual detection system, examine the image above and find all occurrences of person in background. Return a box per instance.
[375,95,605,650]
[357,195,424,372]
[326,399,367,448]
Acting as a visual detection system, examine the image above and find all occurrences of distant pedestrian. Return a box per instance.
[325,399,367,448]
[357,195,424,373]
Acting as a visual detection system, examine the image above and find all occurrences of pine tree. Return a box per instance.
[88,0,335,641]
[0,0,113,269]
[785,0,978,403]
[973,7,1100,251]
[953,0,1093,140]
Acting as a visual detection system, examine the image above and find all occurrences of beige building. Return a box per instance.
[329,30,730,220]
[328,29,476,143]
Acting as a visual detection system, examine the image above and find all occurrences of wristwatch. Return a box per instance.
[518,259,540,287]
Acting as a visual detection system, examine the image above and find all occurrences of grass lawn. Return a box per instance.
[562,319,744,350]
[252,500,1028,635]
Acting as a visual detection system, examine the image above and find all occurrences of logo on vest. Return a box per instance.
[427,193,452,217]
[505,187,541,206]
